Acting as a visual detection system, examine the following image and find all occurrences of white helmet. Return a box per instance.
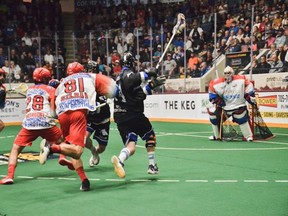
[223,66,234,83]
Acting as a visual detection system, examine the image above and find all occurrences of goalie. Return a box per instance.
[208,66,256,141]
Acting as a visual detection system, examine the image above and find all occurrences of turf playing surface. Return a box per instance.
[0,122,288,216]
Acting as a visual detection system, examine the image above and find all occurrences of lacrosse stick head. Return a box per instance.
[14,83,28,94]
[173,13,186,35]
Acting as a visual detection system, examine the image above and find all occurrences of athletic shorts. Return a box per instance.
[116,114,154,145]
[58,109,87,147]
[87,121,110,146]
[14,126,62,146]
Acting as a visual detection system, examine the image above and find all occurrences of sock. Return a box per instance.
[148,152,155,165]
[59,154,66,160]
[51,144,61,153]
[76,167,88,182]
[8,164,16,179]
[118,148,130,163]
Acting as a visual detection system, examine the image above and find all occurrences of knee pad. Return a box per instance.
[232,107,249,125]
[208,108,221,126]
[125,132,138,145]
[145,134,156,148]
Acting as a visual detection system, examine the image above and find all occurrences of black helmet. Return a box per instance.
[86,60,98,73]
[121,52,135,68]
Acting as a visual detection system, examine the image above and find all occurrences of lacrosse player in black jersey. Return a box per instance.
[111,52,166,178]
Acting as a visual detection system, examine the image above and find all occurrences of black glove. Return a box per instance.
[146,67,158,78]
[148,75,166,89]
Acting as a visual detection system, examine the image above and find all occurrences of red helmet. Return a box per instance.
[67,62,84,76]
[33,67,51,82]
[0,68,6,78]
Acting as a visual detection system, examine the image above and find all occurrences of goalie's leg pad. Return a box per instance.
[208,107,222,125]
[232,107,249,125]
[125,132,138,145]
[239,121,253,140]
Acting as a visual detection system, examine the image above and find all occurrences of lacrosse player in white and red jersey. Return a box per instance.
[208,66,256,141]
[0,67,63,185]
[39,61,118,191]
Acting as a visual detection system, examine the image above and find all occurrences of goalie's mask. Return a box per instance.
[223,66,234,83]
[121,52,135,69]
[86,60,99,73]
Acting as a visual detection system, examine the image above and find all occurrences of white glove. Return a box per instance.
[250,96,256,105]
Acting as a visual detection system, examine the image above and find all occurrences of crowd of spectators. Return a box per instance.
[74,0,288,79]
[0,0,64,83]
[1,0,288,84]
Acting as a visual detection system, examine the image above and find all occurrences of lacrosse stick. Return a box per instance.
[7,83,28,96]
[156,13,186,70]
[95,98,113,109]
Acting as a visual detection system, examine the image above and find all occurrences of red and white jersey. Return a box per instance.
[209,75,254,111]
[55,73,117,115]
[23,84,56,130]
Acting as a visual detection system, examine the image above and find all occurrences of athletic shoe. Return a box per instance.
[246,137,253,142]
[0,176,14,185]
[89,151,100,167]
[80,179,90,191]
[59,157,75,171]
[147,164,159,174]
[111,155,125,178]
[39,139,50,165]
[209,136,221,141]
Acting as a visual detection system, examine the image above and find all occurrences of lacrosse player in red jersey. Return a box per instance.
[0,67,63,185]
[39,61,118,191]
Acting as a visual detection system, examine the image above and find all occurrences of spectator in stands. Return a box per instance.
[164,35,174,54]
[278,45,287,63]
[265,30,276,48]
[139,47,151,66]
[162,53,177,79]
[22,51,36,79]
[226,38,241,53]
[44,49,54,66]
[275,28,286,48]
[254,55,271,74]
[189,20,204,54]
[228,21,239,35]
[10,49,19,66]
[199,61,210,77]
[153,35,162,52]
[266,43,278,63]
[111,59,121,80]
[34,48,43,67]
[21,32,32,47]
[269,53,284,73]
[152,45,162,66]
[9,61,22,83]
[2,60,11,82]
[190,64,200,78]
[256,32,266,49]
[187,52,199,70]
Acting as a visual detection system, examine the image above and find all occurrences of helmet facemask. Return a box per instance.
[223,66,234,83]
